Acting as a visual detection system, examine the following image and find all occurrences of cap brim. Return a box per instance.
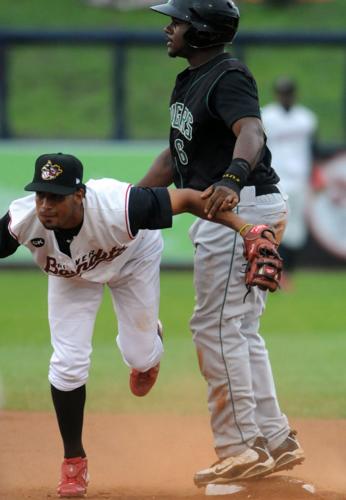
[151,3,188,21]
[24,182,78,195]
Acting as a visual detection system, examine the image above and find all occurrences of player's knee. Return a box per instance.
[122,349,155,372]
[120,339,163,372]
[48,356,90,391]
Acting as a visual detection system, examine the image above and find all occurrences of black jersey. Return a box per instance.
[169,53,279,190]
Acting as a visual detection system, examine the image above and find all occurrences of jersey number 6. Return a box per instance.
[174,138,188,166]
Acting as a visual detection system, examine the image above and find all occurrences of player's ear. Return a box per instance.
[74,187,85,203]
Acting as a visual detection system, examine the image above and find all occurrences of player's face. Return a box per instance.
[35,189,84,230]
[164,18,191,58]
[277,89,296,111]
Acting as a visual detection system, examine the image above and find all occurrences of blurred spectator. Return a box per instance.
[261,77,318,290]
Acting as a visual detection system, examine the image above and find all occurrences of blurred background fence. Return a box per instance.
[0,30,346,142]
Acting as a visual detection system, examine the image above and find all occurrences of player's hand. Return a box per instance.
[201,185,239,219]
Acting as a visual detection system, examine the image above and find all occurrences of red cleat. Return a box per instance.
[129,321,163,397]
[130,364,160,397]
[57,457,89,497]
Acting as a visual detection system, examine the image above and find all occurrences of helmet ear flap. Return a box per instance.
[184,24,238,49]
[182,0,239,48]
[184,27,217,48]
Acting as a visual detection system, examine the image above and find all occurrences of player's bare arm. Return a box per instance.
[168,188,248,233]
[137,147,174,187]
[129,185,284,241]
[126,186,256,238]
[232,117,265,165]
[202,117,265,218]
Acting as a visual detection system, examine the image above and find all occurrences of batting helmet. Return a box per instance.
[151,0,240,48]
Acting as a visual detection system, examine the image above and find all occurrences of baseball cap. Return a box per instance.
[24,153,85,195]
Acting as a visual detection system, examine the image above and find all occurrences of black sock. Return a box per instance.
[51,384,86,459]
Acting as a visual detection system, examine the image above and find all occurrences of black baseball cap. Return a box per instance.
[24,153,85,195]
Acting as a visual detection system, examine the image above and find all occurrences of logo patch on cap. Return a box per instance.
[31,238,45,248]
[41,160,63,181]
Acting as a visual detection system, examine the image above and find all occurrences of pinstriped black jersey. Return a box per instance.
[169,52,279,190]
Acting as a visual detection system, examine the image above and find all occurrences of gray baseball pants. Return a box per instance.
[189,186,289,459]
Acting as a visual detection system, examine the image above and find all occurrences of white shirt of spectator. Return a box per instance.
[261,103,317,248]
[261,103,318,194]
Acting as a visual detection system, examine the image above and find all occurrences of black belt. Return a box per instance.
[254,185,280,196]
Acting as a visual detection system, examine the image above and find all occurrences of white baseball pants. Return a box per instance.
[48,236,163,391]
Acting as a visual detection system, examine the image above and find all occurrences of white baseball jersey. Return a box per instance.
[261,103,317,193]
[8,178,160,283]
[261,103,318,247]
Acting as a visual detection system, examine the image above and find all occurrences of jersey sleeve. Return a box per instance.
[208,70,262,127]
[0,212,20,258]
[128,187,173,235]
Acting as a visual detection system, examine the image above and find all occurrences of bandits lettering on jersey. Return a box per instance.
[170,102,193,141]
[44,245,127,277]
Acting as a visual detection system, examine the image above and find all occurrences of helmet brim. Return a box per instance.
[150,3,191,22]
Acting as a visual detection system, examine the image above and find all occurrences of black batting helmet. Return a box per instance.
[151,0,240,48]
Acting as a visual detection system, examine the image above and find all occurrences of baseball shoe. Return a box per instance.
[193,437,274,487]
[270,430,305,473]
[129,320,163,397]
[57,456,89,497]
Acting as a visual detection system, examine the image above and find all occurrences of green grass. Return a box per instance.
[0,0,345,142]
[0,269,345,418]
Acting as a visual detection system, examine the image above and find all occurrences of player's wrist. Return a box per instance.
[216,158,251,195]
[238,223,254,237]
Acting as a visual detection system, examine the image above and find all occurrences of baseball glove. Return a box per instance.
[241,224,283,296]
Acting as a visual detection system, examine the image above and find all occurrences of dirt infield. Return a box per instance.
[1,412,346,500]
